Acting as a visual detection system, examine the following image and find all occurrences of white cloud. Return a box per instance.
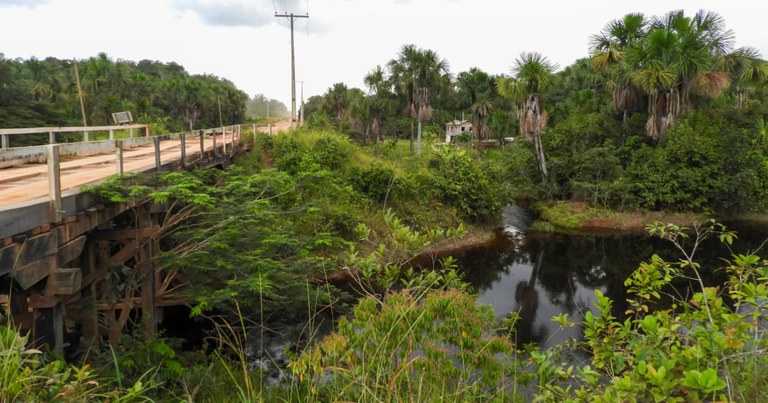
[0,0,49,7]
[170,0,305,28]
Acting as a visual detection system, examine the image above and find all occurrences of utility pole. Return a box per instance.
[275,12,308,130]
[73,61,88,130]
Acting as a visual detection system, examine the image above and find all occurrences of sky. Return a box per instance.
[1,0,767,112]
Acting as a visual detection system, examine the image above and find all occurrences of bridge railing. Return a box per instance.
[0,124,151,149]
[0,125,241,222]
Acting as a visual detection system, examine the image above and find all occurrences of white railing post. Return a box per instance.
[129,127,134,138]
[109,129,115,140]
[49,131,56,144]
[1,134,8,148]
[46,144,63,222]
[115,140,124,176]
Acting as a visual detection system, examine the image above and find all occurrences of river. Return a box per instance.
[456,206,768,350]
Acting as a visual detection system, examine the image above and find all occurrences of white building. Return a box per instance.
[444,120,473,143]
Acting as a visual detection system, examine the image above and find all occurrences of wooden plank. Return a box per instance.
[57,235,86,267]
[17,231,58,267]
[91,227,159,241]
[110,239,138,264]
[12,256,55,290]
[0,124,148,136]
[45,268,82,295]
[0,243,20,276]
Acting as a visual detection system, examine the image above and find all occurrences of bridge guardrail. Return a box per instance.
[0,125,241,223]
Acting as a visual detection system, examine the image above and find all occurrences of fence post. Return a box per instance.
[115,140,124,176]
[268,124,272,135]
[212,129,217,156]
[83,130,89,142]
[109,129,115,140]
[46,144,63,223]
[153,136,161,172]
[252,124,256,143]
[180,132,186,168]
[129,127,134,138]
[1,134,8,148]
[222,127,227,155]
[49,131,56,144]
[199,130,205,160]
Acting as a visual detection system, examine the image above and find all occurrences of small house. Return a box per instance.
[444,120,473,143]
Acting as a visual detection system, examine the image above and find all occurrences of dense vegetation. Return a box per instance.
[0,52,252,137]
[305,9,768,215]
[3,8,768,403]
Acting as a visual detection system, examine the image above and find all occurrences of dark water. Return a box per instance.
[457,206,768,350]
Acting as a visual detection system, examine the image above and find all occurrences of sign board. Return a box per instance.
[111,111,133,125]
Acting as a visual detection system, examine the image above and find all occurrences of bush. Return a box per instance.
[430,147,502,224]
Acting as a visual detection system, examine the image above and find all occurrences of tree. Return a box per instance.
[590,13,648,135]
[497,52,558,182]
[364,65,392,156]
[388,45,450,156]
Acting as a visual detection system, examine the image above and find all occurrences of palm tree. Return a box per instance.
[590,13,648,136]
[322,82,349,122]
[470,98,492,157]
[388,45,450,156]
[719,47,768,109]
[497,52,557,182]
[364,65,391,156]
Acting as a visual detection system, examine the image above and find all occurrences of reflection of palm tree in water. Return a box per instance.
[512,248,547,344]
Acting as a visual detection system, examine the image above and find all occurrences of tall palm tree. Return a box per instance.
[719,47,768,109]
[388,45,450,156]
[322,82,350,122]
[470,98,492,157]
[364,65,391,156]
[497,52,557,182]
[590,13,648,135]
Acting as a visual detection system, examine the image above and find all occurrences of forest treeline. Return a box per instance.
[0,52,251,133]
[305,9,768,214]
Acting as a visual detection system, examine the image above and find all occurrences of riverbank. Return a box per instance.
[533,201,708,232]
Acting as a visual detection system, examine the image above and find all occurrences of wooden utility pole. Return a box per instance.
[275,12,309,130]
[73,61,88,139]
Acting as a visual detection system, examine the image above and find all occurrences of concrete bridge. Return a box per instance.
[0,124,253,352]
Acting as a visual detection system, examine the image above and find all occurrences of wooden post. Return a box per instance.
[139,206,157,338]
[49,131,55,144]
[252,124,257,143]
[199,130,205,160]
[1,134,9,148]
[109,129,115,140]
[84,130,89,142]
[33,302,64,354]
[129,127,134,138]
[46,144,63,223]
[115,140,124,176]
[153,136,161,172]
[180,132,186,168]
[81,242,99,345]
[145,125,150,138]
[268,124,272,135]
[212,129,217,156]
[222,127,227,155]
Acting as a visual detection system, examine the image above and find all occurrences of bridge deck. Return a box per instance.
[0,134,225,211]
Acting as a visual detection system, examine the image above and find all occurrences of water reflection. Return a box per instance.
[458,206,768,349]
